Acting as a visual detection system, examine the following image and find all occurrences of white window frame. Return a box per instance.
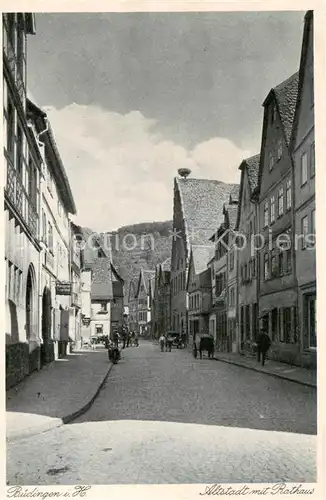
[310,142,315,178]
[269,152,275,171]
[301,215,309,250]
[277,139,283,161]
[286,179,292,211]
[270,196,275,223]
[264,202,269,227]
[264,253,269,281]
[301,152,308,186]
[278,186,284,216]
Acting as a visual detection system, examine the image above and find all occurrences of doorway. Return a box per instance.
[25,265,35,341]
[41,286,52,366]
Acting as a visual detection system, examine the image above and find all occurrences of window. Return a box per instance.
[286,180,292,210]
[230,287,235,307]
[264,202,269,227]
[286,249,292,273]
[278,187,284,217]
[269,152,275,171]
[100,303,107,313]
[301,216,309,250]
[264,253,269,280]
[310,142,315,178]
[278,251,284,276]
[270,196,275,223]
[7,98,14,154]
[277,139,283,161]
[283,308,292,344]
[311,209,316,236]
[229,249,234,271]
[48,222,53,252]
[301,152,308,186]
[42,210,47,243]
[28,157,37,207]
[271,251,278,278]
[15,268,22,305]
[252,258,256,278]
[17,125,23,174]
[47,169,53,194]
[8,261,14,301]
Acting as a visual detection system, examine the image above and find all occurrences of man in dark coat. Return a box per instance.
[257,327,271,366]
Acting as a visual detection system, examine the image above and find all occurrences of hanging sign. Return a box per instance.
[56,281,72,295]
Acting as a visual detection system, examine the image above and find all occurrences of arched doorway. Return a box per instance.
[41,286,52,366]
[26,264,36,342]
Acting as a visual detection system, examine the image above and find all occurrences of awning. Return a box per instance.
[259,289,297,317]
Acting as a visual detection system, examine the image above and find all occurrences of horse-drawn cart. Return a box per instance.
[192,333,214,359]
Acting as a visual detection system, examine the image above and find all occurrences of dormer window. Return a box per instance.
[271,104,277,124]
[269,152,275,171]
[277,139,283,161]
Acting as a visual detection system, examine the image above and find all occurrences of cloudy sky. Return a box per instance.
[27,11,305,231]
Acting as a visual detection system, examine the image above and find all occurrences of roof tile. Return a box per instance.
[177,178,239,245]
[192,245,215,275]
[273,72,299,145]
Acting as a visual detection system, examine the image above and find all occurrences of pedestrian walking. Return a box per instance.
[166,334,173,352]
[257,327,271,367]
[113,331,120,348]
[159,334,165,352]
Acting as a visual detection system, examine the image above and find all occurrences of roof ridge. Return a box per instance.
[273,71,299,93]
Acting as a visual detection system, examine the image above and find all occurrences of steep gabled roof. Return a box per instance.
[243,154,260,194]
[290,11,314,152]
[135,269,156,297]
[273,72,299,145]
[128,280,137,302]
[191,245,215,275]
[225,204,238,231]
[263,72,299,146]
[175,178,239,253]
[258,73,299,194]
[235,154,260,230]
[27,99,77,215]
[149,275,156,299]
[91,258,113,300]
[110,263,124,284]
[229,184,240,204]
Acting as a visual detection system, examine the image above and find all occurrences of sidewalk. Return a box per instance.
[213,351,316,388]
[6,347,113,443]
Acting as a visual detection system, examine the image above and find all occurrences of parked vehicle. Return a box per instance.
[165,331,184,349]
[193,333,214,359]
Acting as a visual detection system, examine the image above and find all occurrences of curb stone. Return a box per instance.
[213,356,316,389]
[62,361,114,424]
[7,361,114,443]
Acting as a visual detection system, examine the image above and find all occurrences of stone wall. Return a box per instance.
[6,343,41,390]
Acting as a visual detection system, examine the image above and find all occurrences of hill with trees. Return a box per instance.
[107,220,173,302]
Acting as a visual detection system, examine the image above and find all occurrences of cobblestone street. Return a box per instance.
[7,341,317,484]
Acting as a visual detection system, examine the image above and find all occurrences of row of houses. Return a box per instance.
[4,13,125,389]
[128,11,316,369]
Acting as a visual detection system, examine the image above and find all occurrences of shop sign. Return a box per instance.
[56,281,72,295]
